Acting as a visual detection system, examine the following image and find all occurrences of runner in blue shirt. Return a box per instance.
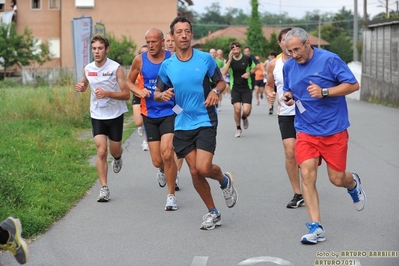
[155,16,238,230]
[283,27,366,244]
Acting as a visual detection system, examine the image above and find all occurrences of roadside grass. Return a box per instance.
[0,85,134,239]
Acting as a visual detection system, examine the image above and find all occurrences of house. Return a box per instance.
[191,26,330,48]
[361,18,399,106]
[1,0,179,69]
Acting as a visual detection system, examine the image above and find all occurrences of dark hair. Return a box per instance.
[244,45,251,50]
[170,16,192,34]
[269,51,277,57]
[278,27,292,42]
[91,35,109,48]
[230,41,241,49]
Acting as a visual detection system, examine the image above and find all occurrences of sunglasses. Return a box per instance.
[231,45,240,49]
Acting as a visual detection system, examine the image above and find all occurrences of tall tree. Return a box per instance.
[0,23,51,79]
[246,0,267,57]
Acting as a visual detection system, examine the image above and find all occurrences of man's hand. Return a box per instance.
[283,92,294,106]
[307,81,323,98]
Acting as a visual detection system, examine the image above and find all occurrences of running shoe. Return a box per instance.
[235,129,242,138]
[0,217,29,264]
[286,193,305,209]
[157,169,166,188]
[175,172,180,191]
[165,195,178,211]
[243,118,249,129]
[141,140,149,151]
[221,172,238,208]
[347,173,366,211]
[137,126,144,137]
[301,222,325,244]
[269,107,274,115]
[200,211,221,230]
[97,186,110,202]
[112,157,123,173]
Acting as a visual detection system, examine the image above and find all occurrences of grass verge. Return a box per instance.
[0,85,134,239]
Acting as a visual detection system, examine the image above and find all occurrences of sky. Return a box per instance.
[189,0,391,19]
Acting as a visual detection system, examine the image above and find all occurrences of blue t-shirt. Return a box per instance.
[283,48,358,136]
[156,49,223,131]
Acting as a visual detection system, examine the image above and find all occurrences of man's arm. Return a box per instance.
[75,68,89,92]
[95,66,130,100]
[126,55,151,99]
[265,58,276,105]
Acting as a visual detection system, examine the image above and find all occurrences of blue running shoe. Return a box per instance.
[301,222,325,244]
[347,173,366,211]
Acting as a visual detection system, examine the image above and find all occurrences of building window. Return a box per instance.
[49,0,60,10]
[75,0,95,9]
[49,38,60,58]
[31,0,41,9]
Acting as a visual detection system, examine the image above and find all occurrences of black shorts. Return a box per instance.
[142,115,175,142]
[231,88,253,104]
[174,126,217,158]
[278,115,296,140]
[254,80,265,87]
[132,95,141,105]
[91,114,124,141]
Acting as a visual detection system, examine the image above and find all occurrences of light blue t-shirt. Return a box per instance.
[156,49,223,131]
[283,48,358,136]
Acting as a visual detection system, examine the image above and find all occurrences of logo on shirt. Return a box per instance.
[88,72,98,76]
[102,71,113,76]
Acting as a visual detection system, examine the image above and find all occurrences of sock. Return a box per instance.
[114,156,121,161]
[0,228,9,244]
[236,126,241,130]
[208,207,219,214]
[167,194,174,197]
[219,175,228,189]
[242,116,247,120]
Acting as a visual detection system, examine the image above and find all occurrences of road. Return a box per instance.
[1,97,399,266]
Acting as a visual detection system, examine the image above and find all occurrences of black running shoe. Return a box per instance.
[286,193,305,208]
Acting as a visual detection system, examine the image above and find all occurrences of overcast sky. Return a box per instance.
[189,0,390,19]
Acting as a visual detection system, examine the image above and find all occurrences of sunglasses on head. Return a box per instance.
[231,45,240,49]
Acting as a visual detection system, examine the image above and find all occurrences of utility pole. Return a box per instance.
[363,0,368,28]
[318,16,321,48]
[354,0,359,61]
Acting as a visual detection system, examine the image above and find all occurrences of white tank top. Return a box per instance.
[273,57,295,116]
[85,58,128,119]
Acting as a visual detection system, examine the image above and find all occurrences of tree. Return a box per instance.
[107,33,137,66]
[0,22,51,79]
[246,0,267,57]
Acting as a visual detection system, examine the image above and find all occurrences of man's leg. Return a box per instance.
[233,102,242,128]
[283,137,303,208]
[93,135,109,187]
[160,133,177,196]
[185,149,216,210]
[300,158,320,223]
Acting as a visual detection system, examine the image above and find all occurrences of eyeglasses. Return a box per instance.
[287,41,306,56]
[231,45,240,49]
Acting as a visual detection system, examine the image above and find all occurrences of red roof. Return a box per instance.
[192,26,329,47]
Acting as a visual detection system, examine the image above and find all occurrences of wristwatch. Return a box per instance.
[211,89,220,96]
[322,88,329,98]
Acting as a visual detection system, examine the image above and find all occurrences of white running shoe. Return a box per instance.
[141,140,149,151]
[112,157,123,173]
[222,172,238,208]
[175,171,180,191]
[243,118,249,129]
[235,130,241,138]
[157,169,166,188]
[165,195,178,211]
[137,126,144,137]
[97,186,110,202]
[200,211,221,230]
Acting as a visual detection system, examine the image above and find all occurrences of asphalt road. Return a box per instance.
[1,96,399,266]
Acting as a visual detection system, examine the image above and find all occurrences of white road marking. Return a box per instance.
[191,256,209,266]
[237,256,294,265]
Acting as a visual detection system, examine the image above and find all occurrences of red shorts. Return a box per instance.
[295,130,349,172]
